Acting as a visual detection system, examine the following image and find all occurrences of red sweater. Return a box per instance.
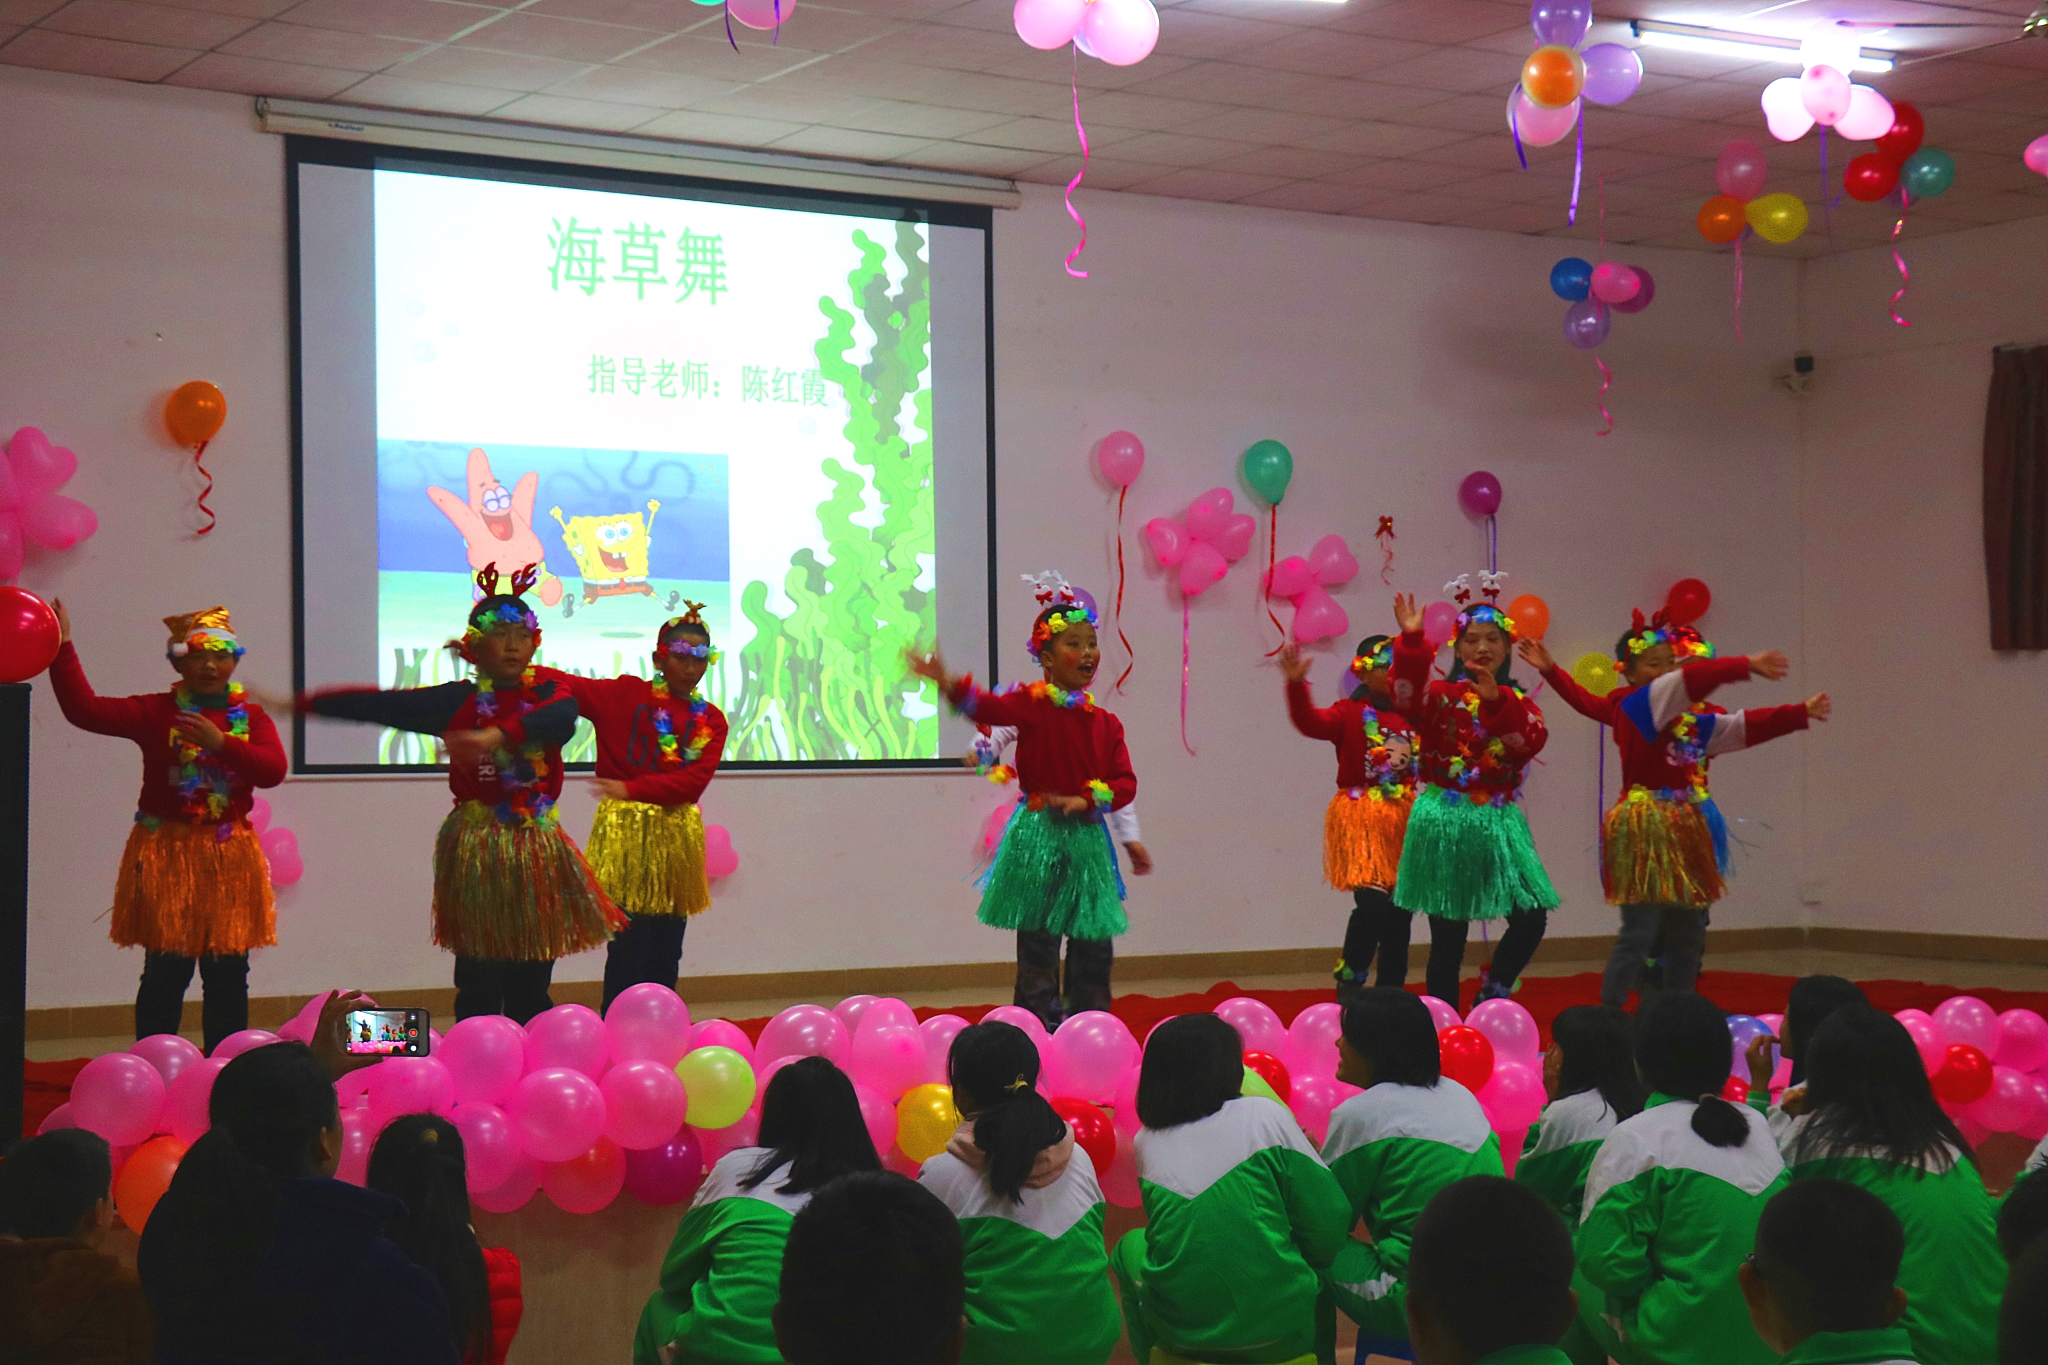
[49,642,286,824]
[946,681,1136,809]
[1285,679,1418,794]
[305,678,576,811]
[536,668,726,806]
[1541,656,1810,794]
[1388,630,1547,802]
[469,1246,522,1365]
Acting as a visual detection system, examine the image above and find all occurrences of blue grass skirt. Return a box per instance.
[977,803,1127,939]
[1392,785,1560,922]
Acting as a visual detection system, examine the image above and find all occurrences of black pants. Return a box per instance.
[602,913,689,1014]
[1601,904,1708,1007]
[1337,887,1412,1000]
[452,956,556,1023]
[136,952,248,1053]
[1016,931,1112,1029]
[1425,910,1548,1009]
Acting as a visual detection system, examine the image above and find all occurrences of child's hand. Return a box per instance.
[1469,668,1500,703]
[445,726,505,771]
[1749,650,1790,681]
[592,777,631,800]
[1745,1033,1778,1092]
[1779,1084,1809,1117]
[904,646,949,685]
[52,597,70,645]
[1125,842,1154,875]
[311,989,381,1080]
[1279,643,1312,683]
[1045,794,1093,816]
[1806,692,1831,722]
[1516,638,1555,673]
[1393,592,1424,636]
[172,712,227,752]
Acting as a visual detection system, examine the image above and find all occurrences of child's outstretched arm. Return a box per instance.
[1619,649,1790,742]
[1281,643,1346,742]
[906,645,1032,727]
[1518,638,1621,728]
[1701,693,1828,759]
[1387,594,1433,718]
[45,599,157,740]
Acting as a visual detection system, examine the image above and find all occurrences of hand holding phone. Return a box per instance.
[340,1007,431,1057]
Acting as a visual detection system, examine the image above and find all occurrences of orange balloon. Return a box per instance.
[1507,594,1550,641]
[1520,45,1585,110]
[113,1134,187,1232]
[166,381,227,447]
[1696,196,1747,245]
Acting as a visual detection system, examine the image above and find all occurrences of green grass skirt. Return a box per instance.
[977,805,1128,939]
[1392,785,1560,922]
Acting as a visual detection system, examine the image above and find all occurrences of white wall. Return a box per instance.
[2,66,1816,1010]
[1798,216,2048,941]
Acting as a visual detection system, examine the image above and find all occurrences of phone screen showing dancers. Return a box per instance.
[341,1008,431,1056]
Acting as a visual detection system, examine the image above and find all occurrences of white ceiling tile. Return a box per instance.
[1235,29,1433,77]
[1016,152,1178,190]
[329,72,520,114]
[900,139,1054,174]
[137,0,297,16]
[219,21,426,69]
[454,10,661,62]
[0,23,197,77]
[483,90,667,129]
[633,106,810,142]
[1068,88,1232,130]
[1323,0,1524,44]
[1121,165,1289,199]
[614,32,822,80]
[163,48,359,94]
[393,44,591,90]
[688,82,878,121]
[769,123,933,158]
[1198,144,1367,177]
[1294,120,1471,157]
[1107,129,1257,165]
[834,98,1012,137]
[274,0,500,44]
[543,63,740,104]
[39,0,257,47]
[1371,44,1517,95]
[1236,179,1381,212]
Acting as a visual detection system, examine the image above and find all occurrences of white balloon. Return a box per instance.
[1761,76,1815,143]
[1798,23,1862,76]
[1835,84,1895,142]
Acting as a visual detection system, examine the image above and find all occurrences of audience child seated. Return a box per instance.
[1999,1165,2048,1265]
[1577,993,1785,1365]
[1779,1006,2001,1365]
[774,1170,966,1365]
[1111,1012,1350,1365]
[0,1128,152,1365]
[917,1021,1119,1365]
[1744,976,1870,1134]
[1321,988,1504,1351]
[1404,1176,1578,1365]
[1738,1179,1916,1364]
[636,1055,880,1365]
[367,1115,523,1365]
[137,1041,457,1365]
[2003,1237,2048,1365]
[1518,1004,1645,1223]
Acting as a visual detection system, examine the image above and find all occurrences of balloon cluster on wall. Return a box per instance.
[1266,536,1358,644]
[1,428,98,582]
[1143,489,1255,599]
[1507,2,1641,223]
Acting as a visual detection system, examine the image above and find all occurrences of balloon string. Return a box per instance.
[722,0,738,51]
[1264,505,1286,657]
[1064,49,1090,280]
[1596,725,1606,870]
[1487,514,1497,576]
[1594,354,1614,437]
[772,0,780,43]
[1597,170,1607,258]
[1567,114,1583,225]
[193,439,216,537]
[1889,190,1913,328]
[1113,488,1134,692]
[1511,99,1527,171]
[1180,598,1196,757]
[1732,232,1745,343]
[1819,126,1834,244]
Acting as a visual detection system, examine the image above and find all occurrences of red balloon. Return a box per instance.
[1931,1043,1994,1106]
[1721,1076,1750,1104]
[1438,1026,1495,1094]
[0,587,60,684]
[1844,153,1900,203]
[1243,1050,1292,1105]
[1875,101,1924,165]
[1664,578,1712,627]
[1049,1097,1116,1176]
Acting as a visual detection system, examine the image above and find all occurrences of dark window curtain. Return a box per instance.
[1984,344,2048,650]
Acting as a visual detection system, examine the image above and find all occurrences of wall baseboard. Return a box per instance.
[24,926,2045,1042]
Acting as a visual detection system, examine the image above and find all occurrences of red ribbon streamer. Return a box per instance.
[1594,355,1613,437]
[1889,190,1913,328]
[1113,487,1134,693]
[193,438,216,536]
[1263,505,1286,656]
[1180,598,1196,757]
[1732,232,1745,343]
[1064,50,1090,280]
[1376,517,1396,585]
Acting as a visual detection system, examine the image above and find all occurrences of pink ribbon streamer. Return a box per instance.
[1594,355,1613,437]
[1180,599,1196,756]
[1889,189,1913,328]
[1732,232,1746,342]
[1064,49,1090,280]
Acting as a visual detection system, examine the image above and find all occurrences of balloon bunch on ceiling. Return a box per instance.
[1507,1,1643,223]
[1694,141,1804,340]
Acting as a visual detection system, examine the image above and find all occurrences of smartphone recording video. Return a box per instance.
[341,1008,431,1057]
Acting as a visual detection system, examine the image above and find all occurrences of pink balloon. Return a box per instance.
[2023,1077,2048,1142]
[276,991,341,1047]
[1111,1062,1141,1138]
[920,1014,971,1086]
[336,1105,378,1186]
[1184,488,1234,543]
[1053,1010,1139,1106]
[37,1102,77,1135]
[1289,1070,1343,1147]
[6,428,77,498]
[1095,429,1145,487]
[1079,0,1157,66]
[1178,541,1228,597]
[980,802,1014,858]
[450,1101,521,1192]
[21,493,97,551]
[1933,996,1999,1055]
[1478,1060,1545,1132]
[0,456,14,512]
[247,797,273,834]
[607,983,693,1068]
[1971,1065,2036,1134]
[1799,64,1851,125]
[983,1006,1050,1041]
[1142,517,1188,568]
[1466,999,1542,1062]
[129,1033,203,1086]
[1213,997,1286,1057]
[1998,1010,2048,1075]
[835,995,880,1031]
[542,1137,626,1213]
[368,1057,456,1131]
[1506,86,1578,148]
[704,824,739,879]
[1761,76,1815,142]
[1307,535,1358,587]
[1610,267,1656,314]
[688,1019,756,1068]
[1211,514,1256,563]
[757,1005,851,1070]
[0,514,23,582]
[1497,1125,1531,1178]
[1589,261,1641,305]
[1836,84,1895,142]
[1291,585,1349,645]
[695,1108,761,1165]
[164,1057,227,1145]
[859,999,919,1036]
[601,1058,690,1150]
[72,1053,165,1146]
[1714,140,1769,202]
[1457,470,1502,518]
[1286,1003,1343,1081]
[624,1129,706,1205]
[1421,601,1459,648]
[1267,555,1315,600]
[472,1155,540,1213]
[855,1081,901,1155]
[1101,1139,1141,1207]
[259,828,302,886]
[1421,996,1463,1034]
[725,0,794,29]
[2028,134,2048,178]
[852,1023,926,1102]
[1899,1014,1943,1074]
[508,1066,608,1163]
[441,1015,527,1106]
[525,1003,611,1078]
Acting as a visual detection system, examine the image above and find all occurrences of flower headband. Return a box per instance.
[1446,572,1516,640]
[165,607,245,660]
[1620,608,1677,658]
[1023,570,1097,659]
[660,600,721,663]
[1350,639,1394,678]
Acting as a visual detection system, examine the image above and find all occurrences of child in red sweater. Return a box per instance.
[537,603,728,1011]
[48,603,287,1050]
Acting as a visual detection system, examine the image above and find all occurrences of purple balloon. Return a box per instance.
[1530,0,1591,48]
[1457,471,1503,519]
[1610,267,1655,314]
[1073,587,1098,619]
[1562,298,1612,350]
[1580,43,1643,106]
[624,1129,707,1205]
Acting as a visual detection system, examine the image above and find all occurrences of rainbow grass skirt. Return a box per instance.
[1392,784,1560,922]
[587,797,711,919]
[111,817,275,956]
[1602,787,1725,909]
[977,804,1127,940]
[432,801,624,960]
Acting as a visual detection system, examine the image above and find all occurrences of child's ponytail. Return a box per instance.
[1689,1093,1752,1149]
[1636,994,1754,1151]
[948,1022,1070,1203]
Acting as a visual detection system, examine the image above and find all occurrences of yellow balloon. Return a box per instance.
[1744,192,1809,245]
[896,1083,960,1163]
[675,1046,756,1129]
[1570,652,1621,698]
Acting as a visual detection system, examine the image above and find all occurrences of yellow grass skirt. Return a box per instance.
[586,798,711,919]
[1324,789,1412,892]
[1603,787,1725,909]
[432,802,624,960]
[111,818,276,956]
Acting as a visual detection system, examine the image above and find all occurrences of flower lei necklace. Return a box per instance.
[474,667,553,825]
[1359,707,1413,800]
[651,674,713,769]
[170,682,248,826]
[1021,680,1094,710]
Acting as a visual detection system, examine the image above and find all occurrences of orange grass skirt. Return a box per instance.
[1324,789,1413,892]
[111,819,275,956]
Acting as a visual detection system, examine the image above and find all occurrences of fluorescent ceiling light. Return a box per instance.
[1630,19,1895,73]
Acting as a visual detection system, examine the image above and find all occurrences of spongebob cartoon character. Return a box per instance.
[553,500,661,603]
[426,448,564,607]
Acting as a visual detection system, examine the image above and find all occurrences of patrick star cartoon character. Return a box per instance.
[426,448,564,607]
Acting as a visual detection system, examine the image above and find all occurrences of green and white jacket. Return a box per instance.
[1576,1094,1786,1365]
[1778,1327,1922,1365]
[634,1148,810,1365]
[1781,1118,2003,1365]
[1320,1076,1502,1326]
[919,1134,1121,1365]
[1128,1096,1353,1361]
[1516,1088,1626,1224]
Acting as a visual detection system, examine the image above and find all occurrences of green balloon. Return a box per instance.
[1900,148,1954,199]
[1242,1065,1282,1105]
[1241,439,1294,506]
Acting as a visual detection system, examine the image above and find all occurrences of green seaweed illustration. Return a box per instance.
[725,221,938,762]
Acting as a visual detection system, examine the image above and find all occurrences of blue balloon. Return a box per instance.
[1550,256,1593,302]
